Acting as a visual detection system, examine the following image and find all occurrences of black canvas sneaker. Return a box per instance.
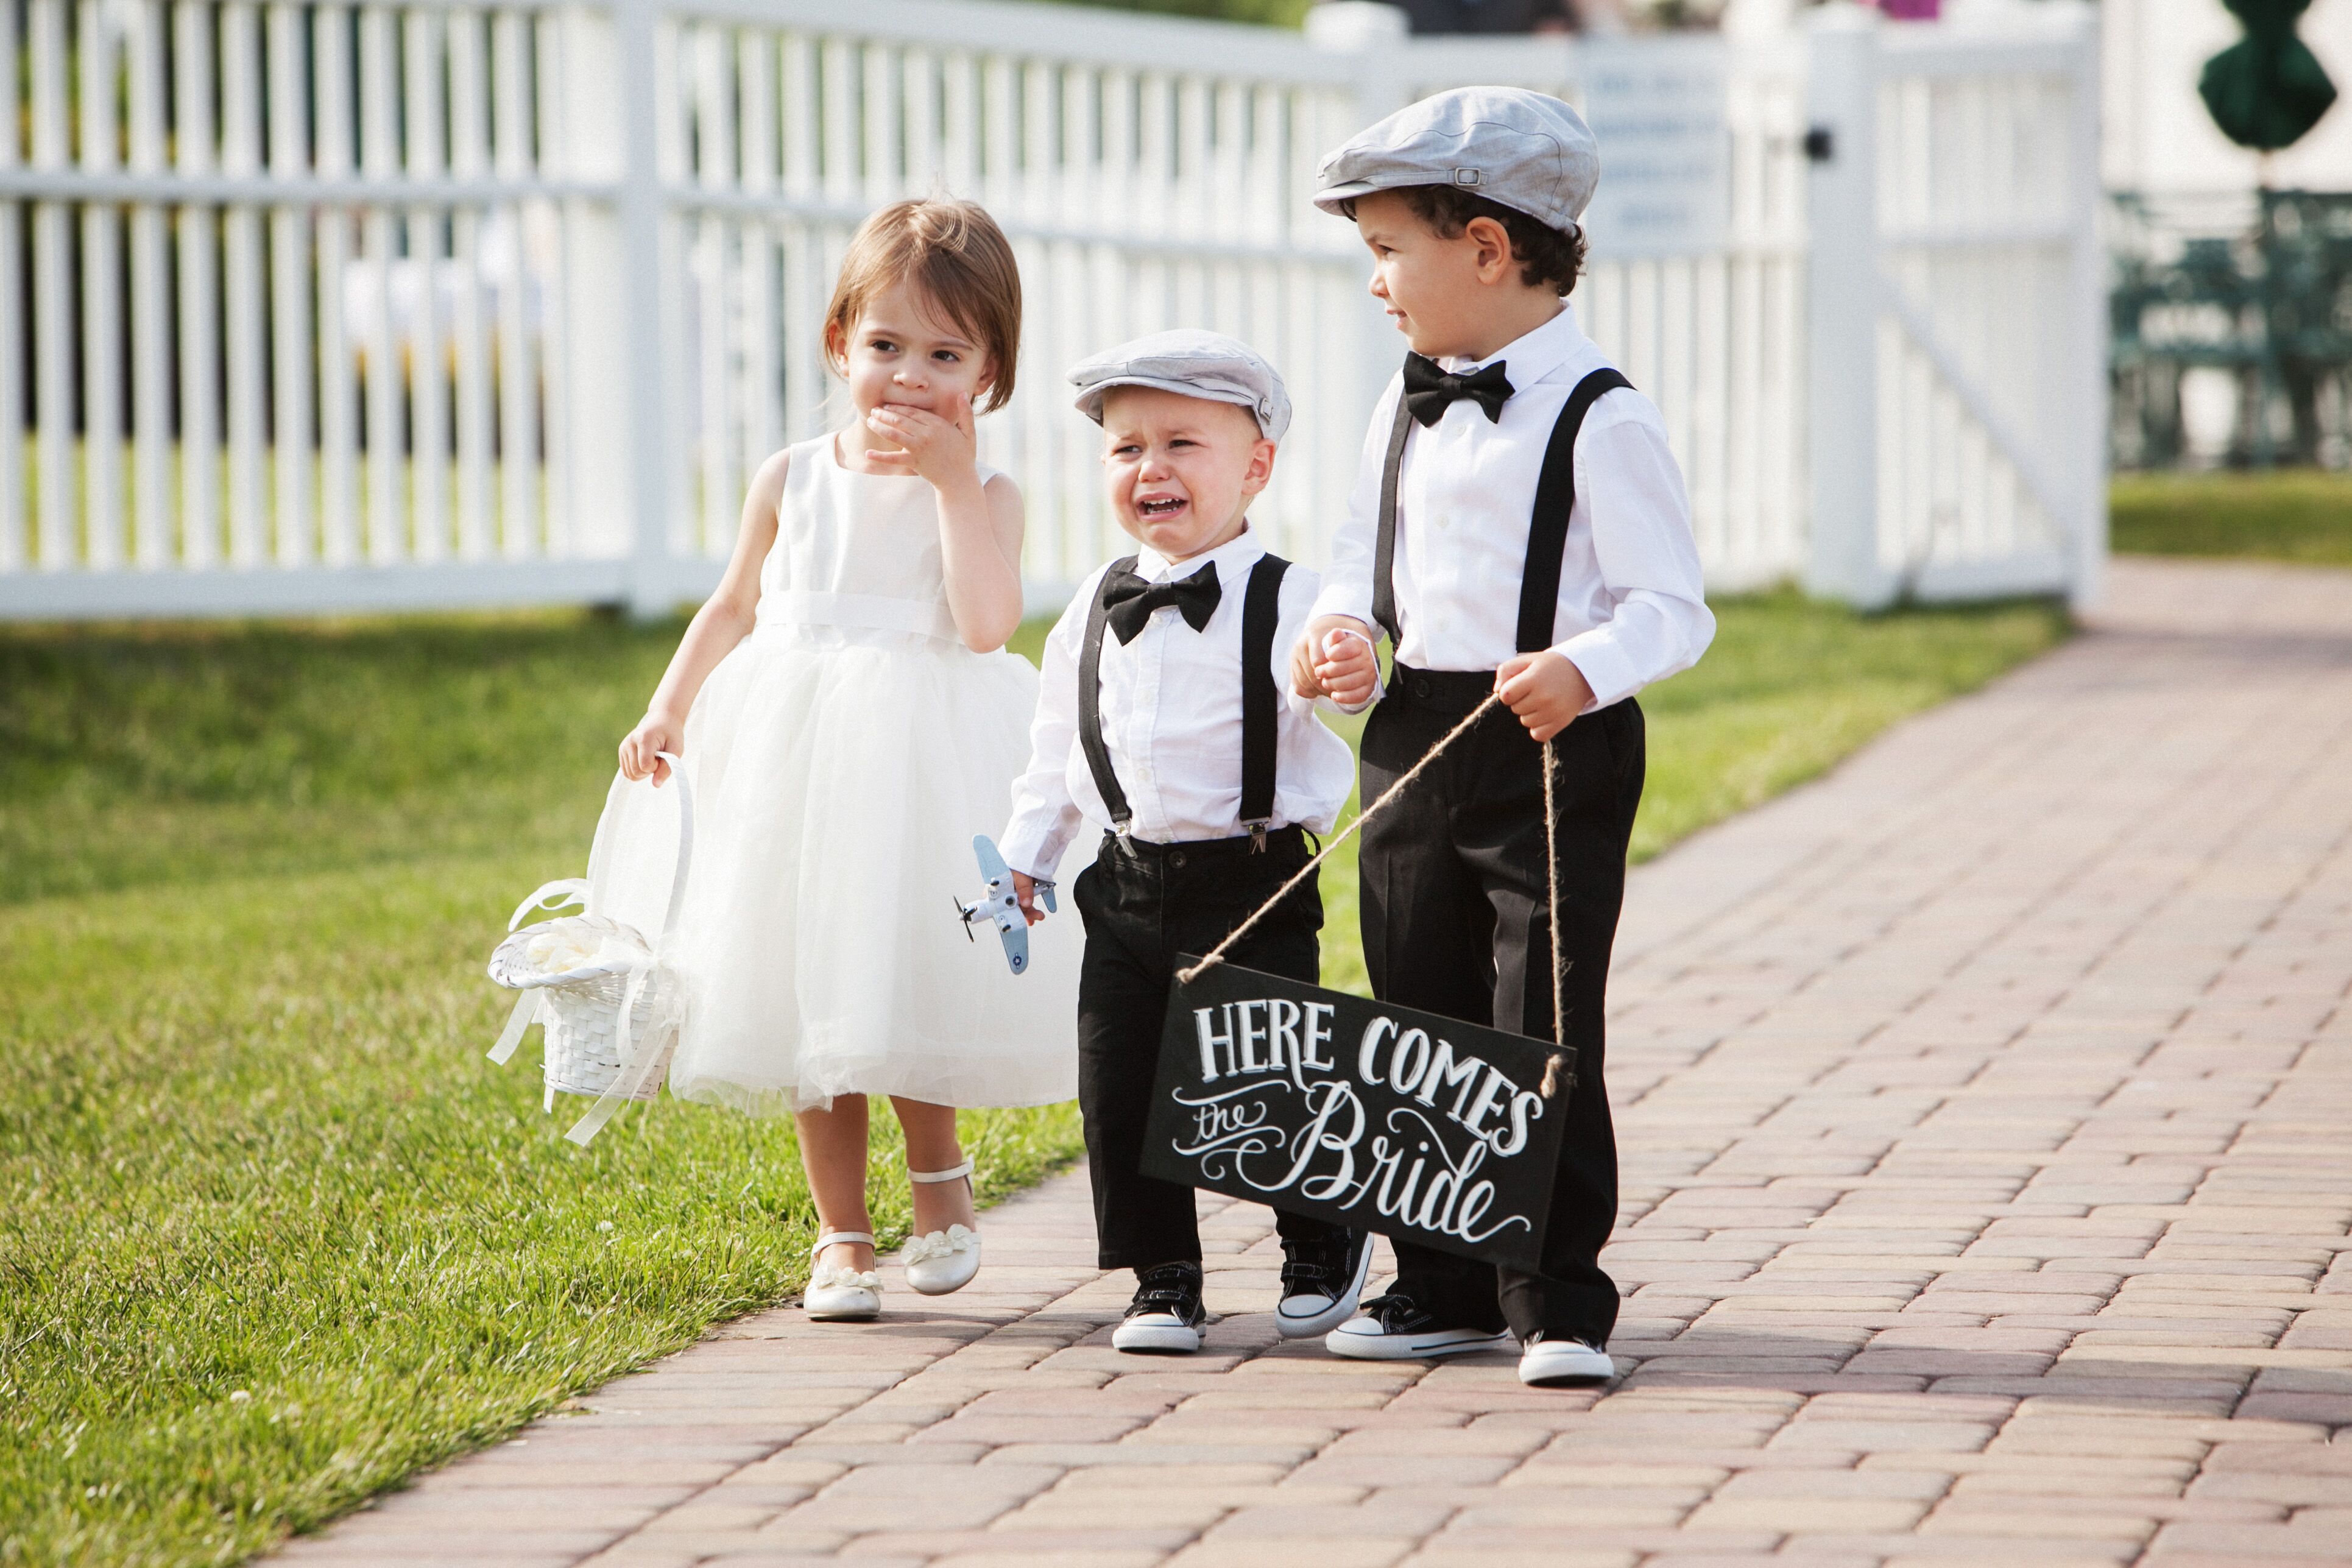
[1323,1291,1515,1361]
[1275,1231,1372,1340]
[1111,1262,1207,1354]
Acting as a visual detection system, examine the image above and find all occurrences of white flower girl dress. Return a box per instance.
[599,433,1079,1120]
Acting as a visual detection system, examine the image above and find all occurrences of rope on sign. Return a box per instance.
[1172,691,1573,1099]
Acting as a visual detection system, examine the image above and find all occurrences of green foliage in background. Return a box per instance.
[1,588,2066,1566]
[2110,469,2352,568]
[1047,0,1316,28]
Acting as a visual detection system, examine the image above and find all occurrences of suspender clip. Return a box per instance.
[1245,820,1271,853]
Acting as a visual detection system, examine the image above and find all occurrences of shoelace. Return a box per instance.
[1357,1292,1429,1332]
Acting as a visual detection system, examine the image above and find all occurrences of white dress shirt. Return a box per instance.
[1001,526,1357,881]
[1307,303,1715,711]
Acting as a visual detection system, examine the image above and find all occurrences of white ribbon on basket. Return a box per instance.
[486,880,592,1068]
[485,752,696,1147]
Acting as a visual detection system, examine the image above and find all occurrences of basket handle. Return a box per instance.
[509,879,590,933]
[654,751,694,944]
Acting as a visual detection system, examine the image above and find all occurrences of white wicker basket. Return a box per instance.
[486,755,694,1136]
[489,913,677,1101]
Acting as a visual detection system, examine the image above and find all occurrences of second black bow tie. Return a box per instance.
[1402,353,1514,426]
[1103,560,1221,643]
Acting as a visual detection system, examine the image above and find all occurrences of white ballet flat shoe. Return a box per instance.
[903,1159,982,1296]
[805,1230,881,1321]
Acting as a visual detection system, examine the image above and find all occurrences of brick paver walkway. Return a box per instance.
[284,559,2352,1568]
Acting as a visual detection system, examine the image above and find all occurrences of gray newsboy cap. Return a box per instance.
[1314,87,1600,238]
[1068,329,1293,442]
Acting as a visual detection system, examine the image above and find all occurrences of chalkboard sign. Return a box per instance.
[1139,958,1575,1273]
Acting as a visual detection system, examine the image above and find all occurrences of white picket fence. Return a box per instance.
[0,0,2102,621]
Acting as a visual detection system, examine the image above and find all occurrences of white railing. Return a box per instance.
[0,0,2101,620]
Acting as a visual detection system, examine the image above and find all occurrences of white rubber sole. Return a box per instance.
[1518,1340,1616,1386]
[1112,1317,1204,1355]
[1274,1239,1375,1341]
[1324,1321,1514,1361]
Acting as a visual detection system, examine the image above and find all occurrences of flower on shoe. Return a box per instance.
[810,1262,880,1291]
[902,1224,977,1265]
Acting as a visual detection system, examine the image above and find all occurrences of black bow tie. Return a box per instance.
[1402,353,1514,426]
[1103,560,1221,643]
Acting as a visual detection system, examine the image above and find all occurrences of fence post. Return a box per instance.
[616,0,673,619]
[1308,2,1413,445]
[2063,15,2107,610]
[1801,4,1890,609]
[554,4,631,592]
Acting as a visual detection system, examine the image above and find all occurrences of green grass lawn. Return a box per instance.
[1,588,2068,1567]
[2110,470,2352,567]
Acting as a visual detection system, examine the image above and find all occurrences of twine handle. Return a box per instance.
[1174,693,1505,986]
[1176,695,1576,1105]
[1539,733,1568,1100]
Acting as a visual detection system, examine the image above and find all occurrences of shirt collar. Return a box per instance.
[1443,302,1587,390]
[1134,520,1265,583]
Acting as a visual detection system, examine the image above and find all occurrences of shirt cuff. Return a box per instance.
[1290,685,1377,721]
[997,812,1073,884]
[1305,583,1378,635]
[1553,629,1644,714]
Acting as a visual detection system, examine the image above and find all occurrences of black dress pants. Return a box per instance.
[1074,826,1354,1271]
[1359,665,1644,1344]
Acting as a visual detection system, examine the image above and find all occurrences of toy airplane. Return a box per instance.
[957,835,1053,975]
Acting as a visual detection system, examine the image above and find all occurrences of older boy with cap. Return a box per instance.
[1293,89,1715,1386]
[1000,329,1369,1355]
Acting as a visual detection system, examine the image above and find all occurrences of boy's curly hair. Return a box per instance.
[824,199,1023,412]
[1343,186,1588,296]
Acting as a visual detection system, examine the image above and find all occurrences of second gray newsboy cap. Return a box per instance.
[1067,329,1292,442]
[1314,87,1600,238]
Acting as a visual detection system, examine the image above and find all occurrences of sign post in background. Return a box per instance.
[1578,37,1731,258]
[1140,959,1576,1273]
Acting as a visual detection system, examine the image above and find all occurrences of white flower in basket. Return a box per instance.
[485,752,694,1146]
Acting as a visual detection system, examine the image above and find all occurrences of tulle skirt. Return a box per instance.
[592,623,1079,1115]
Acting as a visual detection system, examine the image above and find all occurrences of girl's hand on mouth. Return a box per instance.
[864,393,981,490]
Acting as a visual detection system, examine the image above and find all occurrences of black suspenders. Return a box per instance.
[1077,554,1139,831]
[1370,394,1415,648]
[1518,369,1632,654]
[1236,553,1289,842]
[1372,365,1634,656]
[1078,551,1291,849]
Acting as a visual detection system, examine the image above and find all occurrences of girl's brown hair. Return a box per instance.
[822,199,1023,413]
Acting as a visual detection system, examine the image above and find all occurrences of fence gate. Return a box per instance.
[0,0,2102,621]
[1805,4,2106,609]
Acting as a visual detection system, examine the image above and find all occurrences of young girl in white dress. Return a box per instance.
[614,199,1077,1321]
